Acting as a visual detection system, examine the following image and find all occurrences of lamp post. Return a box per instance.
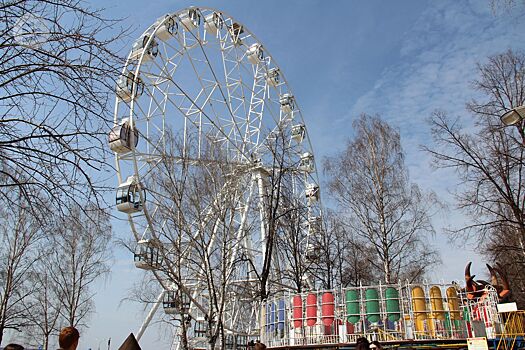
[501,106,525,146]
[500,107,525,262]
[500,105,525,127]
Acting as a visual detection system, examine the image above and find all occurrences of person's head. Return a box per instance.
[254,341,267,350]
[59,326,80,350]
[356,337,370,350]
[4,344,24,350]
[370,340,383,350]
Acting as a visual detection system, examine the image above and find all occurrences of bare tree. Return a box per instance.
[44,203,112,328]
[0,0,124,344]
[256,124,312,299]
[24,265,62,350]
[0,193,44,345]
[0,197,112,348]
[316,210,376,288]
[142,131,245,349]
[130,119,316,348]
[275,195,309,293]
[324,114,440,284]
[0,0,126,211]
[425,49,525,304]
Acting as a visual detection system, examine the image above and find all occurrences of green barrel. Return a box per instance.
[346,290,360,324]
[444,312,451,332]
[385,287,400,322]
[463,308,470,321]
[365,288,380,323]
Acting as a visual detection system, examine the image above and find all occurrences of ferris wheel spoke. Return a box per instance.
[146,59,251,160]
[219,38,253,151]
[159,173,251,270]
[189,25,252,156]
[243,64,268,154]
[167,18,248,150]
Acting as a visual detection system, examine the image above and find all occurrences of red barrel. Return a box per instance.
[306,293,317,327]
[292,295,303,328]
[346,321,354,334]
[321,292,335,326]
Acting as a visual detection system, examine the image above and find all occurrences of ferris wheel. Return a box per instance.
[108,7,322,346]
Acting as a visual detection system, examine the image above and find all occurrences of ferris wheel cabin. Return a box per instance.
[116,71,144,103]
[265,68,280,87]
[247,44,264,65]
[291,124,306,143]
[163,290,191,315]
[300,152,315,173]
[204,12,223,35]
[308,216,322,235]
[108,118,139,154]
[163,290,179,315]
[229,22,244,45]
[134,239,162,270]
[130,34,159,62]
[116,176,145,214]
[180,8,200,31]
[305,184,320,204]
[155,14,178,41]
[280,93,295,114]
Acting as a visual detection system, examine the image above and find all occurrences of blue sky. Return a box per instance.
[42,1,525,349]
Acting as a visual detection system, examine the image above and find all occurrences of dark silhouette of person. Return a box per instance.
[356,337,370,350]
[254,340,267,350]
[4,344,24,350]
[58,326,80,350]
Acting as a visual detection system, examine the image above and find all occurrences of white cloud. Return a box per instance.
[343,0,525,280]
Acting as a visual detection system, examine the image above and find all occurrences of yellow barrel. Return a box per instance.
[411,286,427,333]
[430,286,445,321]
[446,287,461,321]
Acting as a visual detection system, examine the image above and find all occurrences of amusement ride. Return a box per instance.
[109,7,525,350]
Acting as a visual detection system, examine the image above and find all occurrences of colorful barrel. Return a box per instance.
[365,288,380,323]
[385,287,401,322]
[346,321,355,334]
[446,287,461,321]
[429,286,445,321]
[444,311,452,332]
[292,295,303,328]
[346,290,360,324]
[278,299,285,330]
[411,286,427,320]
[306,293,317,327]
[321,292,335,326]
[411,286,427,333]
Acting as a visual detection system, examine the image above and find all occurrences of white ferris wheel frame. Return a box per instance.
[112,6,323,345]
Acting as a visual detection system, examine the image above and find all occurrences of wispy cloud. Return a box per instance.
[350,1,525,141]
[335,0,525,279]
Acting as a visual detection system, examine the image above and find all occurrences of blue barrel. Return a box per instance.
[278,299,285,331]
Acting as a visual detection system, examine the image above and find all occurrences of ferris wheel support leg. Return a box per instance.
[136,290,165,341]
[255,171,268,259]
[228,179,255,270]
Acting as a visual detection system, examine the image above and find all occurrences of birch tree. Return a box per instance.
[45,203,112,328]
[325,114,440,283]
[0,199,43,345]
